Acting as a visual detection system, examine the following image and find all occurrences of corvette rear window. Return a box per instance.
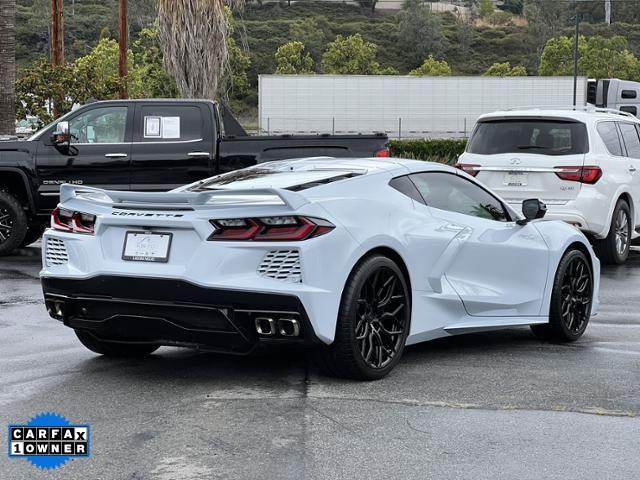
[192,168,362,191]
[467,119,588,155]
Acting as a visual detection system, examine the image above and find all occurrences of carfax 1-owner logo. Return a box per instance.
[7,412,90,470]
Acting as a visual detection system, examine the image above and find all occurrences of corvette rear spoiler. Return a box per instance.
[59,185,309,210]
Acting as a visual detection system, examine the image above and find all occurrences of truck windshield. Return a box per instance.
[467,119,589,155]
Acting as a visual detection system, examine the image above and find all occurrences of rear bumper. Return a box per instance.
[41,276,321,354]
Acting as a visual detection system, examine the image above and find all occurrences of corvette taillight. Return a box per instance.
[455,163,480,177]
[555,166,602,184]
[208,216,334,241]
[51,207,96,234]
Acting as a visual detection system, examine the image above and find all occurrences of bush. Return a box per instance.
[389,139,467,164]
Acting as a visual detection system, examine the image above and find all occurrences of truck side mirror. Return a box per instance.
[51,121,70,145]
[517,198,547,225]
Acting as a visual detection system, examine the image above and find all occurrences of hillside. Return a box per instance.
[15,0,640,116]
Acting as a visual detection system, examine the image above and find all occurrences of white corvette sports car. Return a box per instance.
[41,158,599,380]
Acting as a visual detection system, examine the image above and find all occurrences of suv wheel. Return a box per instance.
[594,199,631,265]
[0,191,28,256]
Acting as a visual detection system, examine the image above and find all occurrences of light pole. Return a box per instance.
[118,0,128,99]
[572,12,582,107]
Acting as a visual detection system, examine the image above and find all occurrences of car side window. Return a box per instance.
[597,121,623,156]
[139,106,203,142]
[618,122,640,159]
[409,172,510,222]
[69,106,128,144]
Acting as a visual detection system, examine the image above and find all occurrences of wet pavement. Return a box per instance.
[1,244,638,479]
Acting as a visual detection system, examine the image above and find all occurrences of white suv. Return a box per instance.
[457,108,640,264]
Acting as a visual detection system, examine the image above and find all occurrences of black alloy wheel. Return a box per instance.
[0,206,12,244]
[531,249,593,342]
[314,255,410,380]
[559,254,592,335]
[355,266,408,369]
[0,191,28,256]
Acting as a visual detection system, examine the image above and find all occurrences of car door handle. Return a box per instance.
[629,166,637,173]
[188,151,210,157]
[105,153,128,158]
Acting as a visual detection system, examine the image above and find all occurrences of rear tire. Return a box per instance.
[0,191,28,256]
[314,255,410,380]
[594,199,631,265]
[531,249,593,342]
[75,330,160,357]
[20,224,46,248]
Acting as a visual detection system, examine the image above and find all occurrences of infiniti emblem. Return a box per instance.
[509,158,522,165]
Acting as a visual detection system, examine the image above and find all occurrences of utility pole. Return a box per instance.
[118,0,128,99]
[0,0,17,135]
[49,0,63,66]
[605,0,611,25]
[49,0,64,117]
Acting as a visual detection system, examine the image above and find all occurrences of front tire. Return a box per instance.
[75,330,160,357]
[531,249,593,342]
[594,199,631,265]
[0,191,28,256]
[314,255,410,380]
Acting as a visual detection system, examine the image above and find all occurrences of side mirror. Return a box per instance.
[517,198,547,225]
[51,121,70,145]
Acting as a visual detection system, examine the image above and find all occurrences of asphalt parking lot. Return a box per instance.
[1,244,639,480]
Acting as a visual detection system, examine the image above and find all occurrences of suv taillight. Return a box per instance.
[374,148,390,158]
[208,216,334,241]
[555,166,602,184]
[51,207,96,234]
[455,163,480,177]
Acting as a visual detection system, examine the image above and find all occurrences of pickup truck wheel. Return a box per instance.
[594,199,631,265]
[0,191,28,256]
[75,330,160,357]
[20,224,47,248]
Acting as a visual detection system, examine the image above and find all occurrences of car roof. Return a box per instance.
[478,108,640,124]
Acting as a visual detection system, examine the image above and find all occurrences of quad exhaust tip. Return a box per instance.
[255,317,276,336]
[278,318,300,337]
[254,316,301,337]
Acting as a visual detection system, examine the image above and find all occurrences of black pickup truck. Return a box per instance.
[0,99,389,255]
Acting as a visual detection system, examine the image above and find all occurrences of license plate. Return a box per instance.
[122,231,172,263]
[503,172,528,186]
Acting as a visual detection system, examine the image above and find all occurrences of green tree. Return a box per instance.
[289,16,328,63]
[397,0,448,69]
[539,35,640,80]
[321,34,386,75]
[131,27,179,98]
[524,0,570,53]
[275,41,315,74]
[220,7,251,109]
[479,0,494,17]
[483,62,527,76]
[409,56,452,76]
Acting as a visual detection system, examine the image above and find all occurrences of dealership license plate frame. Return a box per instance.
[503,171,528,187]
[122,231,173,263]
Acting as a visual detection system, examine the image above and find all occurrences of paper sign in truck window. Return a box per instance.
[144,116,161,138]
[162,117,181,139]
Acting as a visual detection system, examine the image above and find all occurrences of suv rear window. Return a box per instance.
[467,119,589,156]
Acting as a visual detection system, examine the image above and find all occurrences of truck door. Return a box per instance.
[36,104,133,211]
[129,103,215,192]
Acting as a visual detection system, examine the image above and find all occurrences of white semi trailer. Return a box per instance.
[258,75,588,139]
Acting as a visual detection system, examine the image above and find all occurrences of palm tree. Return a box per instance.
[157,0,242,99]
[0,0,16,135]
